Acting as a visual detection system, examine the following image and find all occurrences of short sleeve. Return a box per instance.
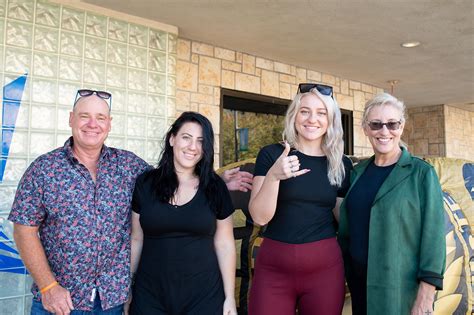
[132,155,152,178]
[216,177,235,220]
[8,159,46,226]
[337,156,354,197]
[131,173,145,214]
[254,144,281,176]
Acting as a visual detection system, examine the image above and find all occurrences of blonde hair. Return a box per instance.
[282,89,345,186]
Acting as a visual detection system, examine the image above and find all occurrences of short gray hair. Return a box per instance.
[362,93,406,127]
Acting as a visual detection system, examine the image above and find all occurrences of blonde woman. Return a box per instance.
[248,84,352,315]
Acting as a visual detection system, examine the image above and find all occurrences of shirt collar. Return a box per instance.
[396,146,412,167]
[63,136,111,164]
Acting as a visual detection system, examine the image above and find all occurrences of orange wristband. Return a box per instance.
[40,281,58,294]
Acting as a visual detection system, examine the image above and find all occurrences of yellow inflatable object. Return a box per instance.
[426,158,473,228]
[428,158,473,315]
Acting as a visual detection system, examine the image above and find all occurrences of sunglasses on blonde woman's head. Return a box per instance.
[74,89,112,108]
[297,83,333,98]
[366,120,402,130]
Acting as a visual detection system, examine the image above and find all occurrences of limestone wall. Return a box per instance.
[176,39,384,164]
[445,105,474,160]
[403,105,446,158]
[403,105,473,161]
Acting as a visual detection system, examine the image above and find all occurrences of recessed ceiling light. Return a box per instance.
[401,41,421,48]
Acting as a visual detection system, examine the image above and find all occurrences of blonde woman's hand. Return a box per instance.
[223,297,237,315]
[268,142,310,181]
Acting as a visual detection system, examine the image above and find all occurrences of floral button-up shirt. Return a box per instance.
[9,137,150,311]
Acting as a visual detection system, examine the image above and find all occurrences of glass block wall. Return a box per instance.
[0,0,177,313]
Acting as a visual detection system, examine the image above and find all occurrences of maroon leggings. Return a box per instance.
[248,237,345,315]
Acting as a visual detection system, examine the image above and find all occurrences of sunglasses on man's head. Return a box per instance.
[297,83,333,98]
[74,89,112,108]
[366,120,402,131]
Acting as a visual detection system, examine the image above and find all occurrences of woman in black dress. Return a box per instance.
[129,112,237,315]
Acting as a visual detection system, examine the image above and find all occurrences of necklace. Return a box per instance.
[171,182,199,207]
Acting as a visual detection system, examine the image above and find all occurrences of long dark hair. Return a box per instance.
[149,111,222,212]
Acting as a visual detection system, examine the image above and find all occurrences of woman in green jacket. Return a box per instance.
[338,93,445,315]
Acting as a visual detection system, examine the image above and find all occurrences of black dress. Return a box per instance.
[130,173,234,315]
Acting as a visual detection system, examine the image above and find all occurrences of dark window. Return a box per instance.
[220,89,353,166]
[341,109,353,155]
[221,89,288,166]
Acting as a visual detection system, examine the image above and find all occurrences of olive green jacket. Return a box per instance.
[339,148,446,315]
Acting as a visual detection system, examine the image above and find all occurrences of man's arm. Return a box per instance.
[14,224,74,315]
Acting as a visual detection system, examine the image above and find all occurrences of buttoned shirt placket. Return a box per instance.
[71,153,105,306]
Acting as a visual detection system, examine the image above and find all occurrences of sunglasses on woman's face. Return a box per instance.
[297,83,333,98]
[366,120,402,130]
[74,89,112,108]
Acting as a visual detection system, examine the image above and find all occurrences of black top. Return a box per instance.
[130,172,234,314]
[132,172,235,237]
[254,143,353,244]
[345,160,395,265]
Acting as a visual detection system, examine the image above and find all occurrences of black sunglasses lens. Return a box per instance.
[298,84,333,96]
[387,122,400,130]
[368,121,401,130]
[96,91,111,99]
[316,85,332,96]
[78,89,94,97]
[368,122,383,130]
[74,89,112,109]
[298,84,313,93]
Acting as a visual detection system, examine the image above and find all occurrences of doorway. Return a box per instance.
[220,89,354,167]
[221,89,288,166]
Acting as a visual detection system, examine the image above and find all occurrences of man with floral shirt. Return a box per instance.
[9,90,148,314]
[9,90,253,315]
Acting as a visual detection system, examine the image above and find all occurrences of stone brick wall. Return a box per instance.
[445,105,474,160]
[176,39,383,165]
[403,105,446,158]
[403,105,473,161]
